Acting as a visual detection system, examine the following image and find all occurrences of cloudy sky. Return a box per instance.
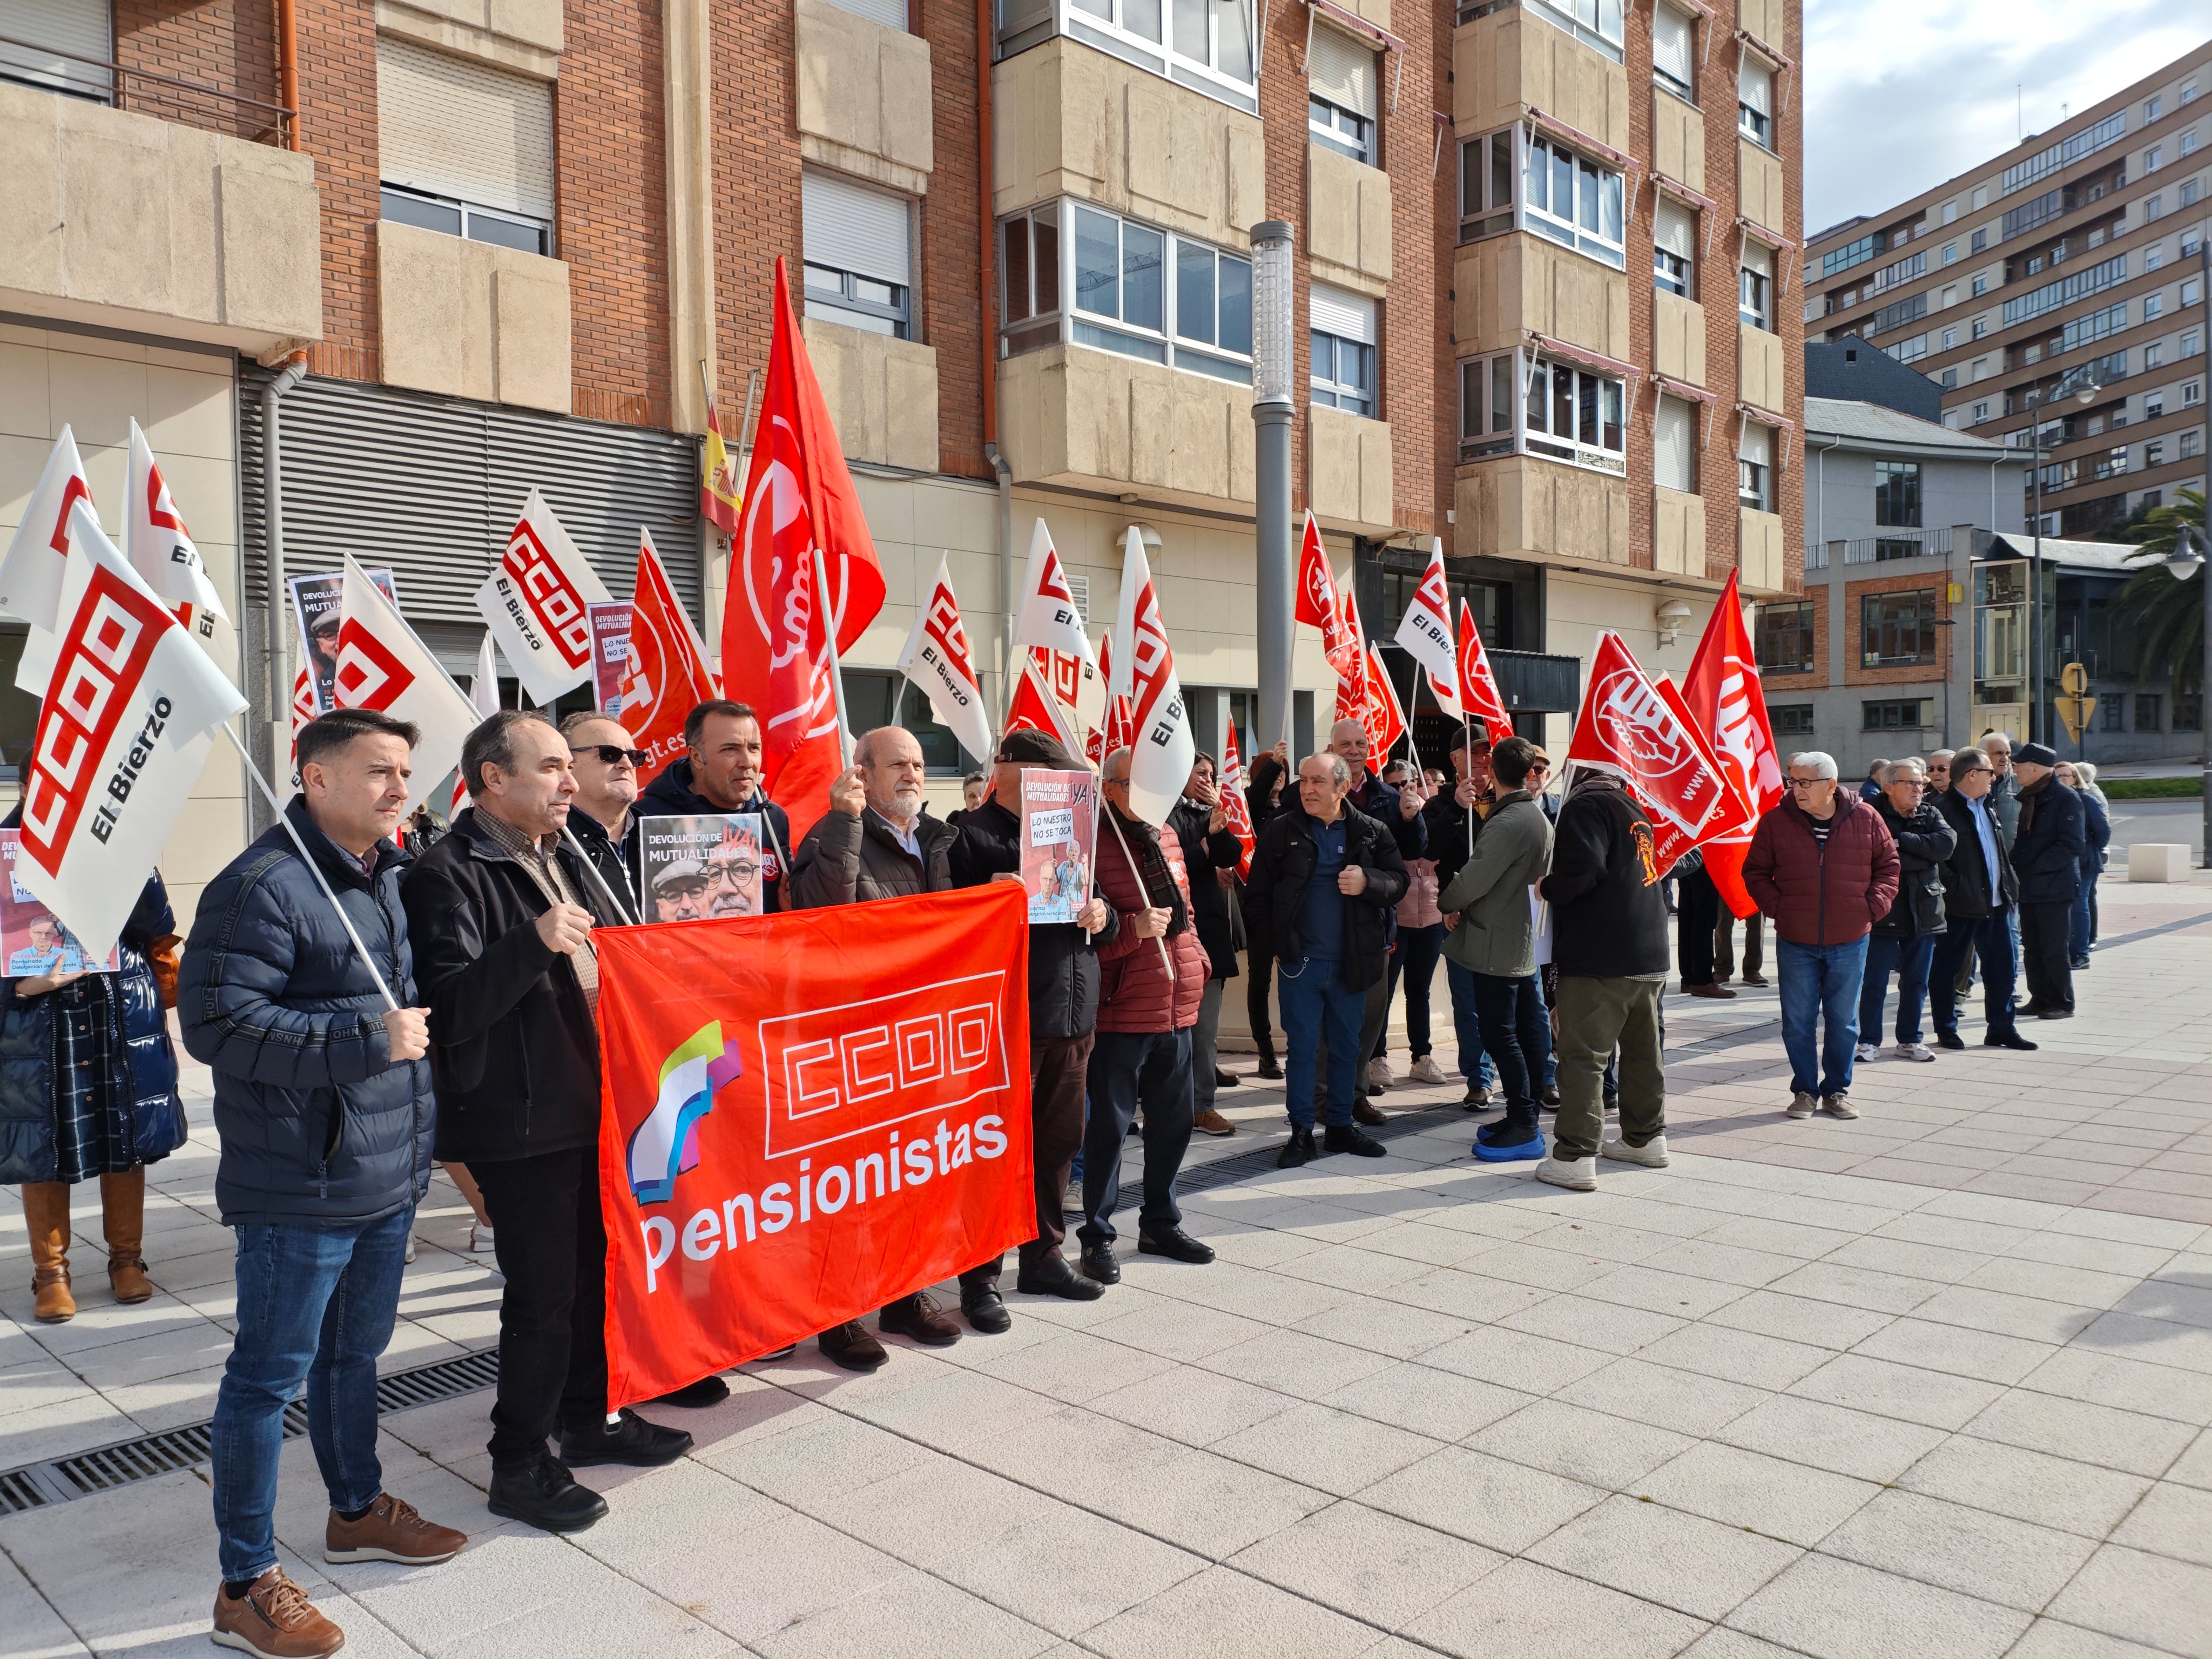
[1803,1,2210,234]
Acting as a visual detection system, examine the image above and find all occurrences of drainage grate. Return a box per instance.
[0,1347,500,1516]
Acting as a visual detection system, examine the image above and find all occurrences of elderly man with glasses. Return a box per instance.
[1743,751,1899,1121]
[1859,760,1957,1064]
[559,713,650,921]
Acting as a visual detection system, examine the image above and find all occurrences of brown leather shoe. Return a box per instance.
[819,1319,888,1371]
[880,1290,962,1347]
[24,1181,74,1323]
[102,1169,153,1304]
[211,1567,343,1658]
[1687,983,1737,1000]
[1192,1109,1236,1137]
[324,1492,467,1565]
[1353,1098,1387,1127]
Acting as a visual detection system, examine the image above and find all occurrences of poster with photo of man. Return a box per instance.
[291,567,398,713]
[1018,769,1096,925]
[1,832,118,976]
[639,815,764,922]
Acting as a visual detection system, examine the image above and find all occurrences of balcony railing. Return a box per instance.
[0,35,294,146]
[1844,527,1955,564]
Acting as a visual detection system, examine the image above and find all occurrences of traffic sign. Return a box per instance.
[2060,662,2089,696]
[2055,694,2096,741]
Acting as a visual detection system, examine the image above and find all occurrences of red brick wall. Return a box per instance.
[1381,11,1437,540]
[917,0,989,480]
[1259,3,1311,515]
[706,0,802,429]
[293,0,382,377]
[1845,568,1952,686]
[112,0,280,142]
[1431,0,1457,555]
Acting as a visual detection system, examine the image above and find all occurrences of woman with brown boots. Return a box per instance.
[2,868,187,1323]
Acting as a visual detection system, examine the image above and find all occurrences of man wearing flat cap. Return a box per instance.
[948,730,1119,1316]
[649,860,709,923]
[2006,742,2085,1019]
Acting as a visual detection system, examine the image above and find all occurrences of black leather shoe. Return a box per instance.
[1277,1126,1317,1168]
[1985,1031,2039,1050]
[819,1319,888,1371]
[1324,1123,1387,1158]
[652,1374,729,1408]
[1137,1226,1216,1265]
[961,1286,1012,1333]
[2037,1007,2074,1020]
[1539,1084,1561,1109]
[1079,1242,1121,1284]
[1215,1066,1241,1088]
[558,1408,692,1469]
[1256,1056,1284,1080]
[1936,1031,1966,1050]
[1016,1255,1105,1300]
[488,1455,606,1533]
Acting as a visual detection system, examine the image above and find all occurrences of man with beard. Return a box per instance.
[636,701,793,910]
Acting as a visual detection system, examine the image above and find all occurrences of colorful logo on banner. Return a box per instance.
[626,1023,745,1205]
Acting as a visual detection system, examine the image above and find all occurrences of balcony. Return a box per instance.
[378,221,567,412]
[1309,406,1394,534]
[997,342,1255,511]
[804,318,939,471]
[1653,291,1704,385]
[1452,3,1629,153]
[1307,144,1392,296]
[1738,322,1785,408]
[1454,233,1629,362]
[1739,506,1788,595]
[1653,487,1703,576]
[1455,453,1630,572]
[796,0,934,194]
[0,76,319,354]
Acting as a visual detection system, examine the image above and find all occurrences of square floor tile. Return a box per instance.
[1528,1492,1800,1620]
[1900,1433,2153,1538]
[1716,1394,1948,1484]
[2047,1544,2212,1659]
[1819,1488,2099,1613]
[1636,1441,1880,1547]
[1212,1402,1446,1498]
[1359,1445,1604,1554]
[1228,1501,1505,1631]
[1399,1556,1707,1659]
[1465,1398,1695,1491]
[1727,1552,2031,1659]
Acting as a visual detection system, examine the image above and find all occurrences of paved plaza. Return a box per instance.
[3,870,2209,1659]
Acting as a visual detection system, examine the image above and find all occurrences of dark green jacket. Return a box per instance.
[1438,792,1552,977]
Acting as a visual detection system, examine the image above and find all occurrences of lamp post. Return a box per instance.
[2022,369,2104,743]
[1251,220,1296,754]
[2164,524,2211,868]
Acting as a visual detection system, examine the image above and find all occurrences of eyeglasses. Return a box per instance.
[573,745,649,767]
[1785,777,1829,788]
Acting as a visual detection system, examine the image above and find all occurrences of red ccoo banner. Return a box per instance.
[595,885,1035,1407]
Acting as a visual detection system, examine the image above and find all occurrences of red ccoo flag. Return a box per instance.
[1680,570,1784,918]
[1456,599,1513,738]
[1218,720,1257,879]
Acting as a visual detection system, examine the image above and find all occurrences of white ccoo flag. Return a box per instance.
[450,632,500,815]
[15,501,245,953]
[1,426,95,633]
[473,489,612,706]
[1108,526,1195,826]
[124,419,228,635]
[1013,518,1097,672]
[1393,537,1461,718]
[895,555,995,763]
[336,555,486,816]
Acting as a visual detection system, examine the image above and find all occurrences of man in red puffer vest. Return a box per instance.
[1075,746,1217,1287]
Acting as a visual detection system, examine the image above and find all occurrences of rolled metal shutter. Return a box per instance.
[1310,282,1377,344]
[239,371,704,678]
[820,0,908,28]
[1,0,110,97]
[1651,5,1692,90]
[1655,395,1694,493]
[801,169,912,287]
[377,35,555,219]
[1307,23,1377,119]
[1742,238,1774,280]
[1737,417,1772,465]
[1737,56,1772,120]
[1655,197,1696,261]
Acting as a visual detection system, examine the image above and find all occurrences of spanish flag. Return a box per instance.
[700,388,741,534]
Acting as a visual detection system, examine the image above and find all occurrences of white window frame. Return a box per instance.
[1457,346,1628,475]
[1306,22,1377,165]
[1519,0,1625,64]
[997,198,1254,385]
[1738,55,1773,149]
[995,0,1257,115]
[1310,285,1378,417]
[1654,196,1695,298]
[1458,123,1626,271]
[1739,241,1773,331]
[802,168,915,339]
[1651,2,1695,102]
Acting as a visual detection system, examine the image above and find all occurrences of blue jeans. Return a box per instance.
[211,1209,413,1583]
[1279,956,1367,1129]
[1859,934,1938,1046]
[2070,867,2101,957]
[1776,937,1868,1097]
[1080,1029,1192,1247]
[1441,960,1498,1089]
[1930,907,2021,1040]
[1470,972,1547,1113]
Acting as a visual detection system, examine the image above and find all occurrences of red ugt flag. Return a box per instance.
[1295,512,1360,672]
[1218,720,1257,879]
[622,530,722,785]
[1564,632,1742,878]
[1680,571,1785,918]
[1456,600,1514,738]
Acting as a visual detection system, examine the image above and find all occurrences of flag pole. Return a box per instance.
[221,724,401,1013]
[1101,794,1176,979]
[558,822,640,927]
[813,546,854,768]
[1464,714,1474,859]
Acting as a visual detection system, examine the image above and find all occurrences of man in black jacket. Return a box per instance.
[948,729,1118,1315]
[1245,753,1408,1168]
[185,710,463,1659]
[1419,729,1499,1108]
[1860,761,1957,1062]
[1928,750,2035,1050]
[1242,741,1291,1077]
[1326,719,1425,1123]
[559,711,646,923]
[404,710,689,1536]
[2008,742,2086,1018]
[1535,769,1671,1192]
[1167,754,1246,1136]
[634,700,794,910]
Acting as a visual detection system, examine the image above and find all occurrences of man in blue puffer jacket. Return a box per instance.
[180,709,463,1659]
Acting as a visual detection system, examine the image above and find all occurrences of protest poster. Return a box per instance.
[589,602,634,716]
[1017,769,1097,923]
[595,885,1034,1406]
[292,568,396,714]
[638,814,763,922]
[1,832,117,976]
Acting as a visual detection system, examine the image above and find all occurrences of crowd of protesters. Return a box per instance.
[0,692,2119,1658]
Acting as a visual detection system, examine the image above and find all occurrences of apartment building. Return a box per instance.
[0,0,1803,925]
[1804,42,2212,547]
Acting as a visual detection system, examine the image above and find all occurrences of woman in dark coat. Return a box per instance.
[1859,763,1957,1062]
[1,859,186,1324]
[2059,761,2110,968]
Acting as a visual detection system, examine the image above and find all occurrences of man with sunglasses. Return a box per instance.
[561,713,648,922]
[636,701,793,911]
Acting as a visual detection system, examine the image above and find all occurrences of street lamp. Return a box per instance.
[2163,523,2210,868]
[2023,369,2104,743]
[1251,220,1296,754]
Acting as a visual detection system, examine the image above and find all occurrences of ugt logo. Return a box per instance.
[626,1023,745,1205]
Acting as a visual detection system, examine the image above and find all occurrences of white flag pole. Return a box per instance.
[221,724,401,1013]
[813,545,854,768]
[558,822,641,927]
[1101,795,1175,979]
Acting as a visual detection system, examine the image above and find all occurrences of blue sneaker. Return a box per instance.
[1473,1120,1546,1162]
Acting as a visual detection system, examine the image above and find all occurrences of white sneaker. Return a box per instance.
[1409,1056,1448,1085]
[1601,1134,1669,1168]
[1854,1043,1880,1063]
[469,1223,497,1254]
[1534,1155,1597,1192]
[1893,1042,1936,1063]
[1820,1092,1859,1120]
[1786,1091,1817,1119]
[1366,1057,1393,1091]
[403,1235,417,1264]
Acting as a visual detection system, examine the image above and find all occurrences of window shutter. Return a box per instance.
[1311,282,1378,344]
[1738,56,1772,117]
[0,0,111,97]
[819,0,908,29]
[1742,238,1774,279]
[1656,198,1696,259]
[802,169,913,287]
[1737,418,1772,465]
[1307,24,1377,119]
[377,37,554,219]
[1652,5,1692,88]
[1655,395,1695,492]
